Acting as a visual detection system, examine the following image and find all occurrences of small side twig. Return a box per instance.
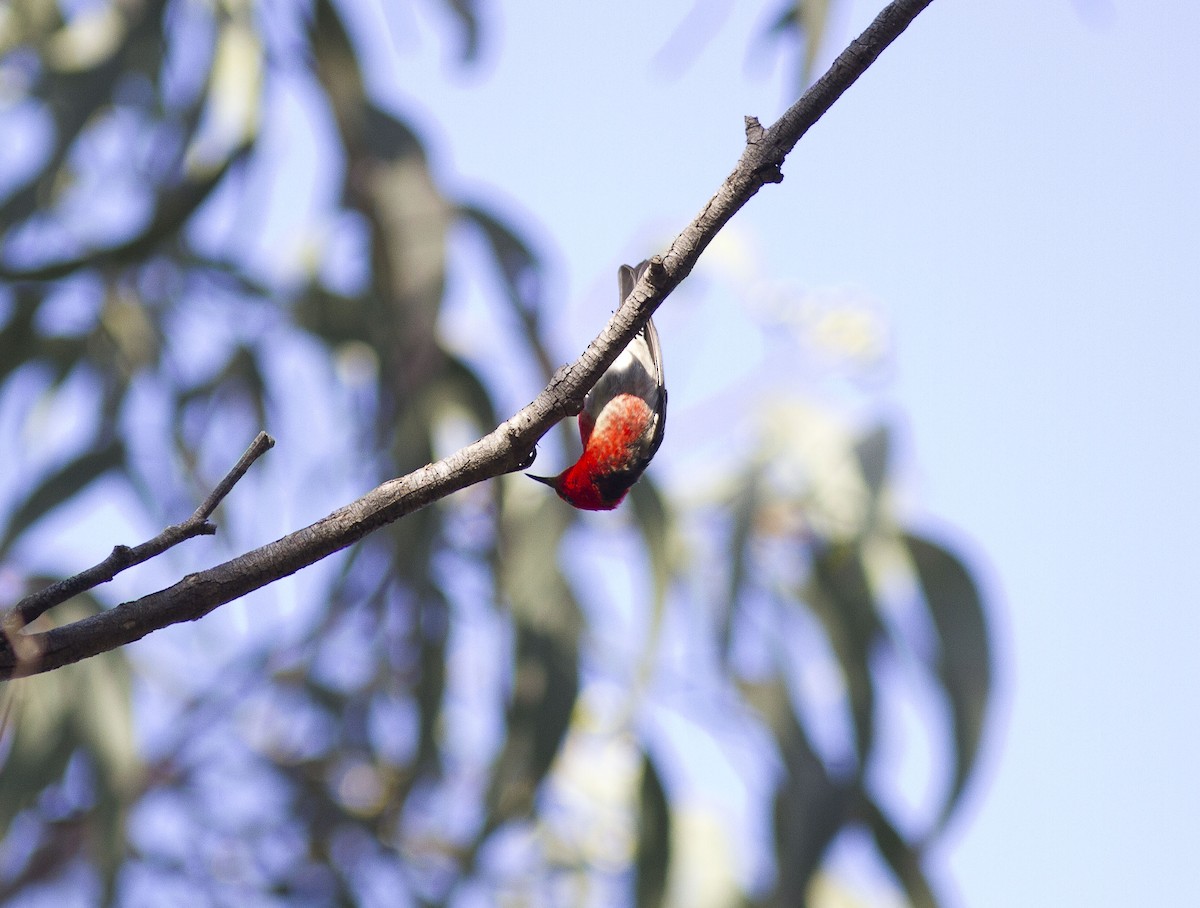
[192,431,275,523]
[3,432,274,630]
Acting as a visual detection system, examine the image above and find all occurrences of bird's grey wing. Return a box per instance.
[640,314,664,389]
[619,261,667,463]
[618,260,651,308]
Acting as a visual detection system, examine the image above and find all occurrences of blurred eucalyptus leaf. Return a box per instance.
[807,541,881,763]
[627,477,672,662]
[720,462,762,662]
[763,0,832,88]
[44,3,127,73]
[489,497,581,822]
[854,423,890,506]
[184,14,262,172]
[296,286,372,347]
[744,676,848,904]
[435,354,499,433]
[177,342,268,434]
[0,437,125,559]
[905,533,991,831]
[0,596,139,897]
[863,797,938,908]
[439,0,482,63]
[460,202,542,316]
[0,288,43,383]
[413,590,450,773]
[634,751,671,908]
[487,624,579,822]
[0,0,169,241]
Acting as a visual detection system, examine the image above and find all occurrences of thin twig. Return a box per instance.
[193,431,275,522]
[0,0,936,679]
[3,432,274,630]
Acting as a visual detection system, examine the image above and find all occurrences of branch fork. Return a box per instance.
[1,432,274,675]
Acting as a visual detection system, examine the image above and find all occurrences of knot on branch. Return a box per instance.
[647,256,668,286]
[756,164,784,184]
[512,445,538,472]
[743,116,783,184]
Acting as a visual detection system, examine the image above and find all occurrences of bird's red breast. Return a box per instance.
[554,392,659,510]
[529,260,667,511]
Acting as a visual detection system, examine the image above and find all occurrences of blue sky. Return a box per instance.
[339,0,1200,904]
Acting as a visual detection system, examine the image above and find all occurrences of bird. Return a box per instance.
[529,261,667,510]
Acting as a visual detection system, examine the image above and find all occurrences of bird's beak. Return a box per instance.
[526,473,557,487]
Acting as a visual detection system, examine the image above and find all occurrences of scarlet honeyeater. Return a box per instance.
[529,261,667,510]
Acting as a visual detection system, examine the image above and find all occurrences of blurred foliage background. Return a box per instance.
[0,0,992,905]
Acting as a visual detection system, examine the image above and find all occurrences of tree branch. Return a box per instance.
[2,433,273,638]
[0,0,935,679]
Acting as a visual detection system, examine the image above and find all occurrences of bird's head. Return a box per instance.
[527,465,625,511]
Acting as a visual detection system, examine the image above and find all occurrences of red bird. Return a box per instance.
[530,261,667,510]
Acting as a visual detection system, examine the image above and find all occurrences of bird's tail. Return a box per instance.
[618,259,651,308]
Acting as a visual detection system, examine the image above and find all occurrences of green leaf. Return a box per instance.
[854,423,890,505]
[863,797,939,908]
[414,591,450,772]
[178,343,269,431]
[313,3,449,367]
[627,477,672,683]
[905,533,991,831]
[295,286,371,347]
[0,0,169,235]
[0,138,249,282]
[0,668,78,839]
[355,117,449,359]
[0,289,41,385]
[439,0,482,63]
[799,0,832,87]
[720,464,761,663]
[743,676,848,905]
[362,104,427,163]
[498,496,578,636]
[634,751,671,908]
[459,202,542,315]
[486,624,579,823]
[311,0,365,123]
[436,354,499,432]
[0,597,139,897]
[807,542,881,763]
[488,497,581,823]
[0,437,125,559]
[186,16,262,170]
[764,0,832,88]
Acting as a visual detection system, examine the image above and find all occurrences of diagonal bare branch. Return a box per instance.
[0,0,935,679]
